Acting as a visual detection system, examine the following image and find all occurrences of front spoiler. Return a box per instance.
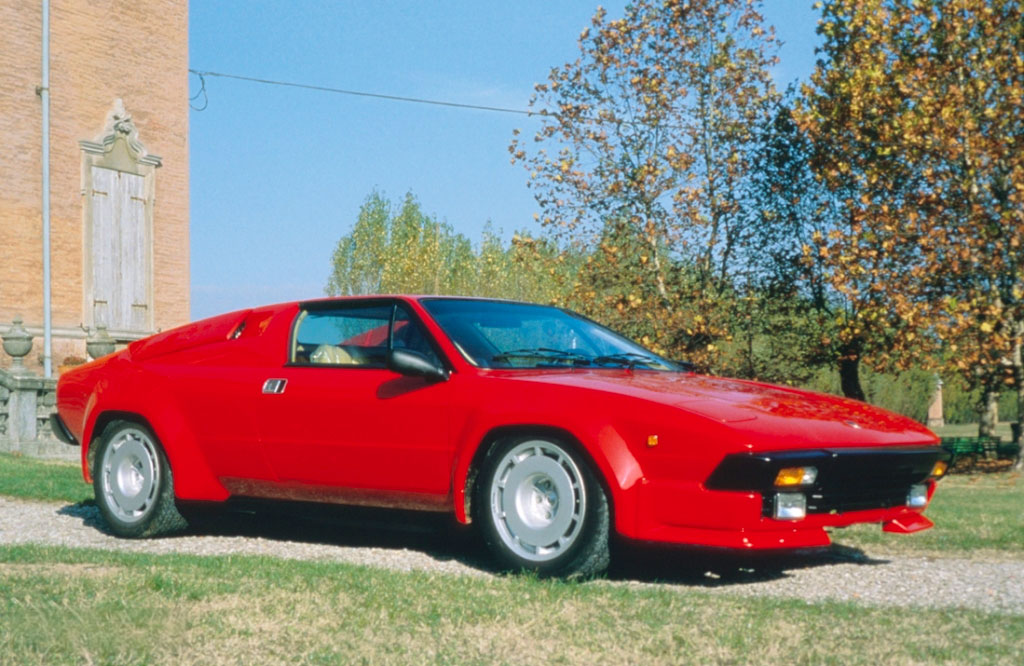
[631,503,936,550]
[882,514,934,533]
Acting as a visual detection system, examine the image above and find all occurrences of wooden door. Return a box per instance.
[90,166,149,332]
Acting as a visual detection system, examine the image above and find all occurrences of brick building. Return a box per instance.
[0,0,189,372]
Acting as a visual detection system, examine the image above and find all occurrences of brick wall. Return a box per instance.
[0,0,189,367]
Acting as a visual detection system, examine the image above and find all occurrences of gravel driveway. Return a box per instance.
[2,496,1021,615]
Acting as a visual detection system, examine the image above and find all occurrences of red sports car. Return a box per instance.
[52,296,948,576]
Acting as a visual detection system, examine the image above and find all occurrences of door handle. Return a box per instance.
[262,378,287,394]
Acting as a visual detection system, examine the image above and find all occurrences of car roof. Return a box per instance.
[297,294,543,308]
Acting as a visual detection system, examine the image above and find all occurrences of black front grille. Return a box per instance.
[808,489,909,514]
[707,446,946,517]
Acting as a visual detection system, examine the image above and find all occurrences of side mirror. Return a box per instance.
[387,348,450,382]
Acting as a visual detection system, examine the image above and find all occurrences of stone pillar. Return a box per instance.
[2,318,64,458]
[1,370,62,457]
[7,383,37,443]
[926,375,945,428]
[2,317,37,446]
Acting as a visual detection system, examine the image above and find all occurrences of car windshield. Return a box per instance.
[420,299,682,371]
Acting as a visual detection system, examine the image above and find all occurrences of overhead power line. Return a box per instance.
[188,69,536,116]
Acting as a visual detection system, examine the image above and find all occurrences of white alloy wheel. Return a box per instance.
[99,426,161,524]
[488,439,587,562]
[93,420,187,538]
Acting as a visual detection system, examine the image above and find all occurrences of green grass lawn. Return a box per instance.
[1,544,1021,666]
[0,453,91,504]
[934,421,1015,440]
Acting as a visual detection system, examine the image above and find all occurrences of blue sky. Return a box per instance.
[189,1,822,320]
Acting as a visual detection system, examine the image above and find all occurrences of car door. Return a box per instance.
[256,301,454,503]
[154,308,285,483]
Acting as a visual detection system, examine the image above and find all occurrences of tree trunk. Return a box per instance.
[647,239,670,302]
[746,313,755,379]
[978,388,999,438]
[839,353,865,401]
[640,206,670,304]
[1013,321,1023,471]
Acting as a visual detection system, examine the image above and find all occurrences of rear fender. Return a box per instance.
[80,369,228,501]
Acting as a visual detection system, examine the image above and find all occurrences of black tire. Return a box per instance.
[473,436,610,578]
[92,420,187,538]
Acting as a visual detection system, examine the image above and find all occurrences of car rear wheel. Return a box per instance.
[474,437,610,578]
[93,420,187,538]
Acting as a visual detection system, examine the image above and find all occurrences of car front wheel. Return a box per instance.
[93,420,186,538]
[474,437,610,578]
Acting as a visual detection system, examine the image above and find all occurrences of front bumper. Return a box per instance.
[705,446,948,517]
[626,446,947,549]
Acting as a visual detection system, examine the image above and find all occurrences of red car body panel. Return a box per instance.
[56,295,943,550]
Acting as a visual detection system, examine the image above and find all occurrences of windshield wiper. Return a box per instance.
[592,352,661,369]
[491,348,593,366]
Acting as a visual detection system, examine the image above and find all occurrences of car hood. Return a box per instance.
[493,369,938,449]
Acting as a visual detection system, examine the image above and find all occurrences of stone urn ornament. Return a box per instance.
[2,317,33,376]
[86,325,117,360]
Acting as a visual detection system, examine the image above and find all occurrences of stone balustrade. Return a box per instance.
[0,370,69,459]
[1,318,78,461]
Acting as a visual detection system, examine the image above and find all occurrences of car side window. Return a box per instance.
[291,303,441,368]
[391,308,443,367]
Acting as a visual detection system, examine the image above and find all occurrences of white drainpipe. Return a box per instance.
[41,0,52,378]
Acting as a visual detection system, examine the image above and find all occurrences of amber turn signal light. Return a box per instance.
[774,466,817,487]
[930,460,948,478]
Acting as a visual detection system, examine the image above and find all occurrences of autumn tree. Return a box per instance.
[799,0,1024,441]
[511,0,779,370]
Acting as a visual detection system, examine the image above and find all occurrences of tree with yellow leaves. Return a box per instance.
[799,0,1023,444]
[511,0,779,370]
